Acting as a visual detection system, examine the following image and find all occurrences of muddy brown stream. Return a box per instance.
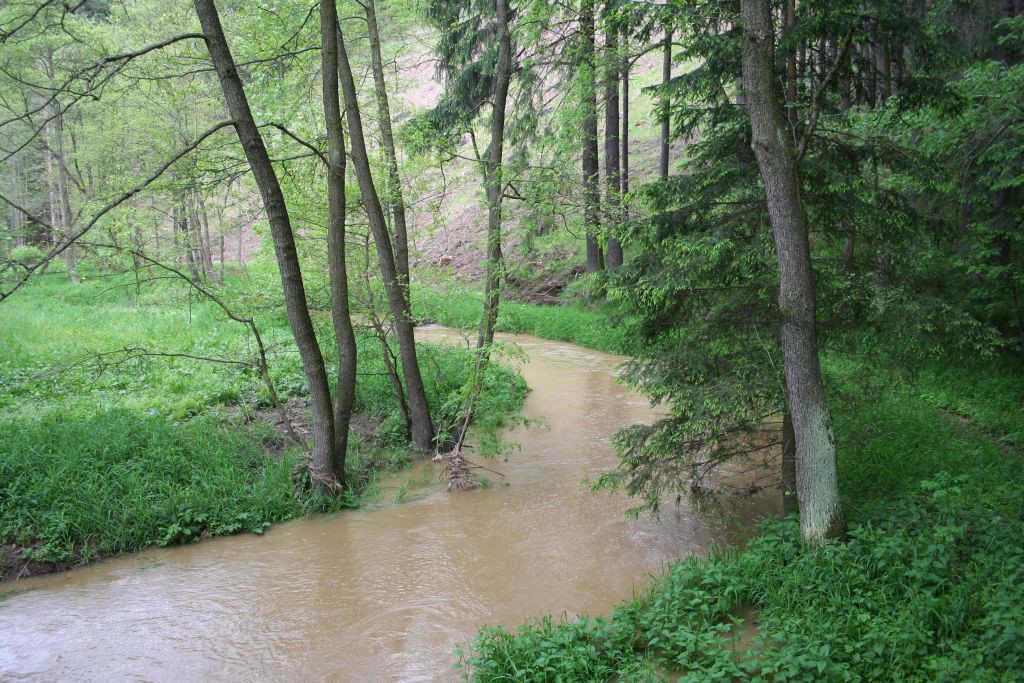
[0,327,779,681]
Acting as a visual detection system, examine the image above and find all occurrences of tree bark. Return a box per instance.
[620,25,629,202]
[659,27,672,181]
[604,7,623,269]
[782,409,797,515]
[336,28,435,450]
[582,0,603,274]
[365,0,411,295]
[195,190,217,282]
[741,0,844,544]
[783,0,797,129]
[194,0,340,489]
[175,200,202,282]
[321,0,357,486]
[477,0,512,350]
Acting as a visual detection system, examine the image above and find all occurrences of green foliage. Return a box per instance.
[0,408,316,567]
[6,245,43,266]
[462,475,1024,682]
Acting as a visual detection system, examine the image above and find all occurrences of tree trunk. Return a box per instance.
[604,8,623,269]
[53,103,78,283]
[477,0,512,350]
[741,0,844,544]
[783,0,797,129]
[782,409,797,515]
[176,200,202,282]
[582,0,603,274]
[659,27,672,181]
[336,28,435,450]
[194,0,340,489]
[321,0,357,486]
[195,191,217,282]
[621,26,629,204]
[365,0,412,296]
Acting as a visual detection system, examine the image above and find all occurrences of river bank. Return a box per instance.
[421,288,1024,680]
[0,276,526,581]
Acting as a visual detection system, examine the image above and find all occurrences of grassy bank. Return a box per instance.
[0,275,526,579]
[412,281,631,355]
[441,295,1024,680]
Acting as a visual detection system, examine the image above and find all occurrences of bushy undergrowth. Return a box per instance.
[462,474,1024,682]
[0,275,526,572]
[0,409,317,566]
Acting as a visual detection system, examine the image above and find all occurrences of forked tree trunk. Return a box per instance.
[604,8,623,269]
[194,0,340,489]
[336,28,435,450]
[741,0,844,544]
[321,0,357,486]
[581,0,603,275]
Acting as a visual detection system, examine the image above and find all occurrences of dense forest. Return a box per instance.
[1,0,1023,679]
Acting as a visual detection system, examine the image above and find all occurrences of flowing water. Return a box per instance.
[0,327,779,681]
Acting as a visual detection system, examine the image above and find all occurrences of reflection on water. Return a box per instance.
[0,327,779,682]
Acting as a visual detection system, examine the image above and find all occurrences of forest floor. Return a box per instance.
[0,273,526,581]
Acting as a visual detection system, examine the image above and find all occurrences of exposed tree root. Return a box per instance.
[445,449,480,491]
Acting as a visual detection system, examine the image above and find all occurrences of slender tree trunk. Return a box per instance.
[219,234,225,281]
[176,201,202,282]
[336,28,435,450]
[45,126,60,249]
[321,0,357,486]
[365,0,412,296]
[659,27,672,181]
[582,0,603,274]
[604,7,623,269]
[741,0,844,544]
[195,191,217,282]
[186,199,208,282]
[53,102,78,283]
[477,0,512,350]
[783,0,797,129]
[44,53,79,283]
[194,0,340,489]
[621,26,630,206]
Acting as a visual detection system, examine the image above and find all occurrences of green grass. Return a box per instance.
[0,274,526,574]
[412,281,632,354]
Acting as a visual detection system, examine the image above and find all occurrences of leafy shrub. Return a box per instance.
[7,245,43,265]
[461,476,1024,681]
